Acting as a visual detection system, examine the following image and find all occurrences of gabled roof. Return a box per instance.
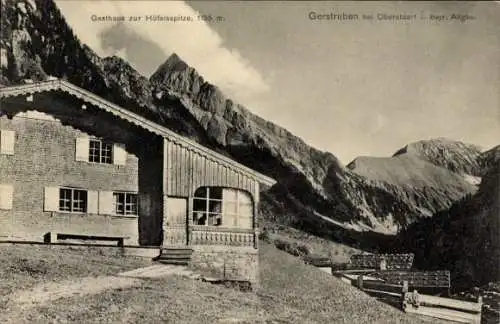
[0,79,276,187]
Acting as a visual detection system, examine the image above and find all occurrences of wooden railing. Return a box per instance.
[189,226,255,247]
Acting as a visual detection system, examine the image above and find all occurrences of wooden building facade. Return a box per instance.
[0,79,275,259]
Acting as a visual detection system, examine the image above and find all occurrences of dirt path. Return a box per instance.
[117,264,198,279]
[3,264,198,320]
[9,275,141,307]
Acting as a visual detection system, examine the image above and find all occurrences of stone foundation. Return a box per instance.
[189,245,259,285]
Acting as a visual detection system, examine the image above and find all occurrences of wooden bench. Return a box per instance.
[43,232,127,247]
[403,290,482,323]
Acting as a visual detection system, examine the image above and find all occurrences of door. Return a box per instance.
[163,197,188,246]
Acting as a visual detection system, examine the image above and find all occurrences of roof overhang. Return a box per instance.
[0,79,277,187]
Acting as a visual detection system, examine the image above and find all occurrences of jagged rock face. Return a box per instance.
[393,138,484,176]
[1,0,496,237]
[150,53,202,97]
[1,0,109,92]
[100,56,153,109]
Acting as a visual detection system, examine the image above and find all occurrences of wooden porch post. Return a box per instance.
[253,180,259,249]
[162,194,168,246]
[162,138,168,247]
[187,197,193,246]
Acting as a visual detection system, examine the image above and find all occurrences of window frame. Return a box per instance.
[192,187,254,228]
[88,138,113,164]
[113,191,139,216]
[58,187,88,213]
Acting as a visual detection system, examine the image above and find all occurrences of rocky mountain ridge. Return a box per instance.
[1,0,497,240]
[393,138,485,176]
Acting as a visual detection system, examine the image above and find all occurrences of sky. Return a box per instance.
[55,1,499,164]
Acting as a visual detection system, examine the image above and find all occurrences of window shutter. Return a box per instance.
[0,130,15,155]
[75,137,89,161]
[0,184,14,210]
[98,191,114,215]
[44,187,59,212]
[87,190,99,214]
[239,191,253,229]
[113,143,127,165]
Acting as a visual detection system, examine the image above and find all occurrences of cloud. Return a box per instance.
[55,0,270,100]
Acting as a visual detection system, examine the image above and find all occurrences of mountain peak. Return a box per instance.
[102,55,130,67]
[101,55,146,79]
[168,52,181,62]
[149,52,200,90]
[158,52,189,73]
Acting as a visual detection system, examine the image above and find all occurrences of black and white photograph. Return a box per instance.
[0,0,498,323]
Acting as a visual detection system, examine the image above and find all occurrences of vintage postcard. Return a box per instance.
[0,1,498,323]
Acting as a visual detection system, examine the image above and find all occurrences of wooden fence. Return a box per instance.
[368,270,451,296]
[305,253,414,271]
[369,270,450,287]
[350,253,414,270]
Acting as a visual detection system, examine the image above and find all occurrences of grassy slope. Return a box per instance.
[0,243,444,324]
[257,243,443,324]
[264,227,362,262]
[0,244,151,297]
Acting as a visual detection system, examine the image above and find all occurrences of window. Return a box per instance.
[76,137,127,165]
[59,188,87,213]
[113,192,138,216]
[193,187,253,229]
[0,130,15,155]
[89,139,113,164]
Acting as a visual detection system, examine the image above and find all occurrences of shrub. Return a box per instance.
[295,244,311,257]
[273,239,292,253]
[273,239,311,258]
[258,230,271,243]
